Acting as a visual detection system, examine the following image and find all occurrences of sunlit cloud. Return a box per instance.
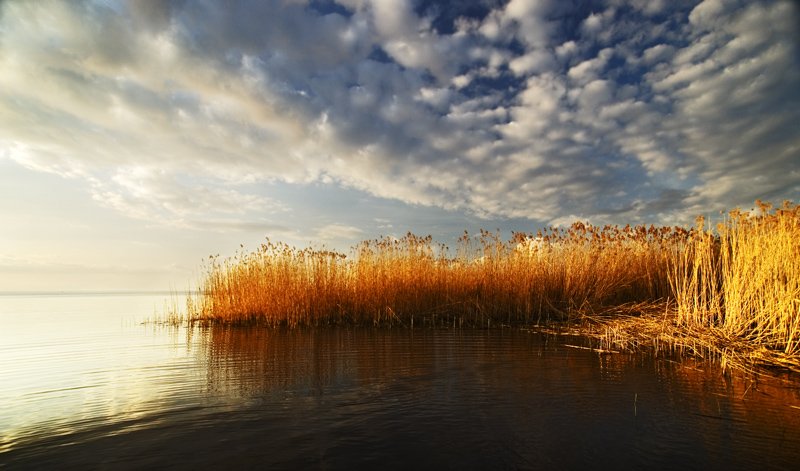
[0,0,797,233]
[314,223,365,242]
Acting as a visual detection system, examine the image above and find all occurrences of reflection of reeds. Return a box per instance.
[197,326,800,433]
[178,201,800,371]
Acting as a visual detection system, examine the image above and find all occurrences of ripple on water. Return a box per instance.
[2,295,800,468]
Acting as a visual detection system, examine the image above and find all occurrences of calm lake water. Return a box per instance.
[2,293,800,469]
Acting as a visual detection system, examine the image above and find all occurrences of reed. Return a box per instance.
[177,200,800,370]
[579,201,800,372]
[669,200,800,356]
[184,223,686,328]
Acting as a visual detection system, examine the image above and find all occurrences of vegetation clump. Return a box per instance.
[179,201,800,371]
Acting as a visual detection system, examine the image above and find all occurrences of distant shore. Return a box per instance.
[0,290,188,297]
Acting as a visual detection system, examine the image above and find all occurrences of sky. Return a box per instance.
[1,0,798,292]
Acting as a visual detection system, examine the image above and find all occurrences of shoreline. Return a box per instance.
[167,201,800,375]
[161,302,800,376]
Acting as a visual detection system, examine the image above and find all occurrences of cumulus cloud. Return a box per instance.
[314,223,365,241]
[0,0,797,233]
[645,0,800,212]
[87,165,288,228]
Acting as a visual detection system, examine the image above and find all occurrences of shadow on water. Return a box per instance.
[5,326,800,469]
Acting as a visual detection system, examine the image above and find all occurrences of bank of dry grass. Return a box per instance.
[185,226,682,327]
[672,201,800,356]
[567,302,800,375]
[178,201,800,371]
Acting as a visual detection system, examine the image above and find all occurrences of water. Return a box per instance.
[2,294,800,469]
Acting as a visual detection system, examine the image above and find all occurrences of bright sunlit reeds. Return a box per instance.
[185,223,686,327]
[670,200,800,355]
[178,201,800,369]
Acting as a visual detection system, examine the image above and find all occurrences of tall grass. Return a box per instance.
[173,200,800,373]
[179,200,800,366]
[671,201,800,355]
[185,224,687,327]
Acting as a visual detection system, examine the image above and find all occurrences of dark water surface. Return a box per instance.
[2,294,800,469]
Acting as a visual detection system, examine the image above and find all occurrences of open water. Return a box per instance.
[2,293,799,469]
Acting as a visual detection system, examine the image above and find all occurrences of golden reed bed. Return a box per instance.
[175,201,799,372]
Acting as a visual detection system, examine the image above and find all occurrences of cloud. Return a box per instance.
[509,49,557,76]
[88,166,288,227]
[0,0,797,234]
[567,48,614,84]
[313,223,364,241]
[688,0,727,29]
[183,219,297,236]
[641,44,675,65]
[623,0,668,17]
[646,0,800,212]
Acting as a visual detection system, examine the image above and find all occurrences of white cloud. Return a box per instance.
[577,79,614,111]
[88,166,287,226]
[366,0,462,82]
[555,40,579,61]
[415,86,453,110]
[642,44,675,64]
[0,0,797,235]
[623,0,668,17]
[580,8,617,41]
[582,13,605,35]
[688,0,727,29]
[509,49,557,76]
[498,0,558,48]
[642,1,800,212]
[313,223,364,242]
[567,48,613,84]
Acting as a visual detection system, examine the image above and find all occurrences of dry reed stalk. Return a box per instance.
[670,201,800,357]
[174,201,800,372]
[579,304,800,375]
[182,224,684,328]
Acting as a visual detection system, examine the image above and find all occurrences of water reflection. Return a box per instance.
[190,326,800,469]
[197,327,572,400]
[4,313,800,469]
[0,295,198,453]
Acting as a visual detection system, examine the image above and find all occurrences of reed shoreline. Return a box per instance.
[172,201,799,373]
[560,303,800,375]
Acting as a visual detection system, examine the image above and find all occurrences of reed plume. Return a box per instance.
[185,223,685,328]
[670,201,800,355]
[176,200,800,371]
